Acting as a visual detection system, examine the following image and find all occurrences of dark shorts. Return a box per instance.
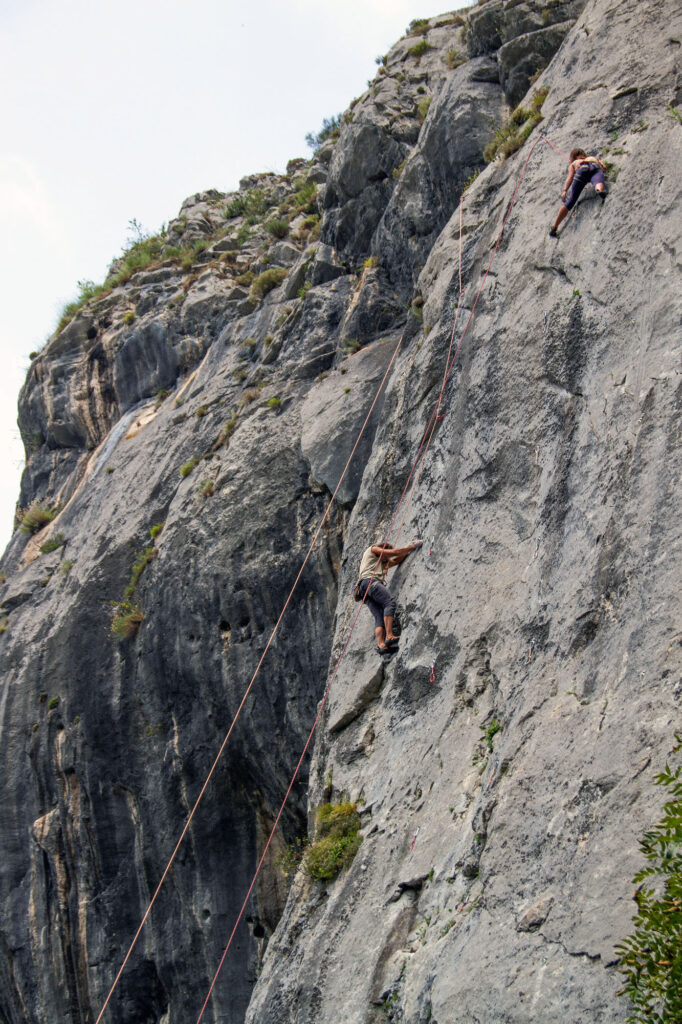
[357,578,396,628]
[564,164,605,210]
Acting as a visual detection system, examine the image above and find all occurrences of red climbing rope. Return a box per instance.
[195,133,569,1019]
[539,134,571,163]
[392,133,570,545]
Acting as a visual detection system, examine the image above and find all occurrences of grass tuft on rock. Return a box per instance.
[407,17,430,36]
[408,39,433,60]
[484,88,549,162]
[444,48,467,70]
[17,502,59,535]
[124,547,157,601]
[418,97,431,123]
[180,457,200,478]
[40,533,65,554]
[250,267,288,303]
[110,602,144,639]
[305,801,362,881]
[265,218,289,239]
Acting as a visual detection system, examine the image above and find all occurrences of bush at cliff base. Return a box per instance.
[616,735,682,1023]
[305,801,362,881]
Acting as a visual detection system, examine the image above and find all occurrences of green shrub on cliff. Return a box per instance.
[250,267,288,303]
[180,457,200,478]
[291,179,318,215]
[225,188,270,221]
[225,196,247,219]
[17,502,59,535]
[40,533,65,554]
[484,88,549,162]
[305,801,362,881]
[444,48,467,70]
[124,546,157,601]
[265,218,289,239]
[407,17,430,36]
[418,97,431,123]
[57,279,106,331]
[110,534,161,640]
[615,735,682,1022]
[408,39,433,60]
[110,602,144,639]
[275,836,309,879]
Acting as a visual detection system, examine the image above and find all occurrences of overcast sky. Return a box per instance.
[0,0,474,554]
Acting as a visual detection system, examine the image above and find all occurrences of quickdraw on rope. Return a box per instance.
[410,827,420,853]
[429,662,436,683]
[527,639,536,664]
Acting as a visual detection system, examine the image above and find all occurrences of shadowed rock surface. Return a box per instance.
[1,1,681,1022]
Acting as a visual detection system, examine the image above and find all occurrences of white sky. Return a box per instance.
[0,0,474,554]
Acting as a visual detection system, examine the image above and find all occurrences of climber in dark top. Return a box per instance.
[355,540,422,653]
[549,148,607,237]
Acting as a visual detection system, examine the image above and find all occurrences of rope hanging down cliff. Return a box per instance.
[95,133,570,1024]
[93,336,407,1024]
[193,133,571,1023]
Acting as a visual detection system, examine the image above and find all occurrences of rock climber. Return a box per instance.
[549,149,607,237]
[355,540,422,654]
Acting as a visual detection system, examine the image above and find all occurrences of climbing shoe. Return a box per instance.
[549,227,558,238]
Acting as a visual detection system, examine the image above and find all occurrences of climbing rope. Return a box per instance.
[93,333,407,1024]
[392,133,571,548]
[194,133,570,1020]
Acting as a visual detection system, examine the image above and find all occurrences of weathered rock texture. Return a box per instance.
[1,1,681,1023]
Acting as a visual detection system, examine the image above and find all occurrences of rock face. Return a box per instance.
[1,1,681,1023]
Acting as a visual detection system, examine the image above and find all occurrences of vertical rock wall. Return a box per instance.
[1,1,680,1022]
[246,0,682,1022]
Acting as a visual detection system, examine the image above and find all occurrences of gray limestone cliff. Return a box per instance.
[1,1,681,1022]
